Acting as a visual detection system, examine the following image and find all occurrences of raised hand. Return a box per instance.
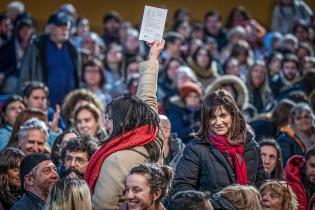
[148,39,165,60]
[51,104,61,133]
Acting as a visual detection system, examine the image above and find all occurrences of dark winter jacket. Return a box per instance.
[172,128,268,194]
[277,125,305,165]
[19,34,80,90]
[166,97,201,144]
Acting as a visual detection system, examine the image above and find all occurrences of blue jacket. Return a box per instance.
[11,192,45,210]
[0,124,12,151]
[277,126,305,166]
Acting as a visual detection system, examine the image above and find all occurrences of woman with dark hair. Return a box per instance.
[157,56,183,103]
[84,40,164,209]
[230,40,254,81]
[81,59,112,107]
[266,52,283,78]
[0,95,25,150]
[246,61,274,113]
[172,89,267,194]
[120,163,173,210]
[187,45,220,87]
[225,5,266,48]
[260,139,284,180]
[0,147,25,209]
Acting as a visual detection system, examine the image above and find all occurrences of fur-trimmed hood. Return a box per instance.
[205,75,249,110]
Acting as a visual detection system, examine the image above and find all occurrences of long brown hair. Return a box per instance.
[195,89,246,140]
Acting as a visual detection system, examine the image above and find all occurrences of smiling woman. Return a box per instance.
[0,147,25,209]
[120,163,173,210]
[172,88,267,194]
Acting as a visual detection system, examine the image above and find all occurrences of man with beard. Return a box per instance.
[270,54,300,99]
[12,153,59,210]
[59,135,98,179]
[285,147,315,210]
[101,11,121,45]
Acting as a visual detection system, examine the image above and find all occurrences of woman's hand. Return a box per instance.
[148,39,165,60]
[51,104,61,133]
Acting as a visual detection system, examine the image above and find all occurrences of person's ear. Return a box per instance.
[152,189,162,201]
[24,175,35,187]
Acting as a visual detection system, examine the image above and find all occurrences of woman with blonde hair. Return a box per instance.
[44,178,91,210]
[211,184,261,210]
[260,180,298,210]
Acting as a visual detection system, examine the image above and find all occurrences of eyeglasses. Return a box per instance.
[262,180,291,195]
[65,156,88,165]
[265,179,289,187]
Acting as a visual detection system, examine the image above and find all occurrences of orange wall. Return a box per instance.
[1,0,314,33]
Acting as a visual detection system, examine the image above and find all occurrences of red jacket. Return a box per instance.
[285,155,307,210]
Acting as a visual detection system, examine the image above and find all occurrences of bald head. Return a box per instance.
[159,114,171,140]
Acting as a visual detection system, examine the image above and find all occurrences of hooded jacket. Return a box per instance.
[285,155,307,210]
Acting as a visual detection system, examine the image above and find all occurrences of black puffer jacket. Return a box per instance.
[172,128,268,194]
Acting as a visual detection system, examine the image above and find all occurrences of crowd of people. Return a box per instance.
[0,0,315,209]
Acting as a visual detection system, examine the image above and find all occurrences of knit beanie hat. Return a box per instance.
[20,153,50,190]
[179,81,202,100]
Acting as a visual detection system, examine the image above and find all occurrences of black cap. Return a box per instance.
[47,12,70,26]
[20,153,50,190]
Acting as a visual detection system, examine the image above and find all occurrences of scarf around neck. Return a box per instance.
[208,132,248,185]
[84,124,157,192]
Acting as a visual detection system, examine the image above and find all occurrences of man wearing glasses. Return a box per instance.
[12,153,59,210]
[59,135,98,179]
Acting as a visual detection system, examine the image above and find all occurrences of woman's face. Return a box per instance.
[293,111,313,133]
[209,105,233,137]
[261,145,278,175]
[185,92,201,107]
[76,109,99,136]
[177,21,192,38]
[261,189,283,210]
[83,65,102,88]
[76,18,90,36]
[251,65,265,88]
[125,35,139,52]
[125,173,157,210]
[5,100,25,126]
[232,10,246,26]
[104,112,113,136]
[269,57,282,75]
[106,47,122,64]
[236,49,247,64]
[196,48,209,68]
[7,162,21,187]
[167,60,181,81]
[225,60,240,76]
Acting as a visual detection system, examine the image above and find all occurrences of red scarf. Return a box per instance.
[84,124,157,192]
[208,133,248,185]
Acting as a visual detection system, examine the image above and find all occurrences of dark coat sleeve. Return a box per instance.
[172,142,200,194]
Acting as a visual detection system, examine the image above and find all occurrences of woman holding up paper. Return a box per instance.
[84,40,165,210]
